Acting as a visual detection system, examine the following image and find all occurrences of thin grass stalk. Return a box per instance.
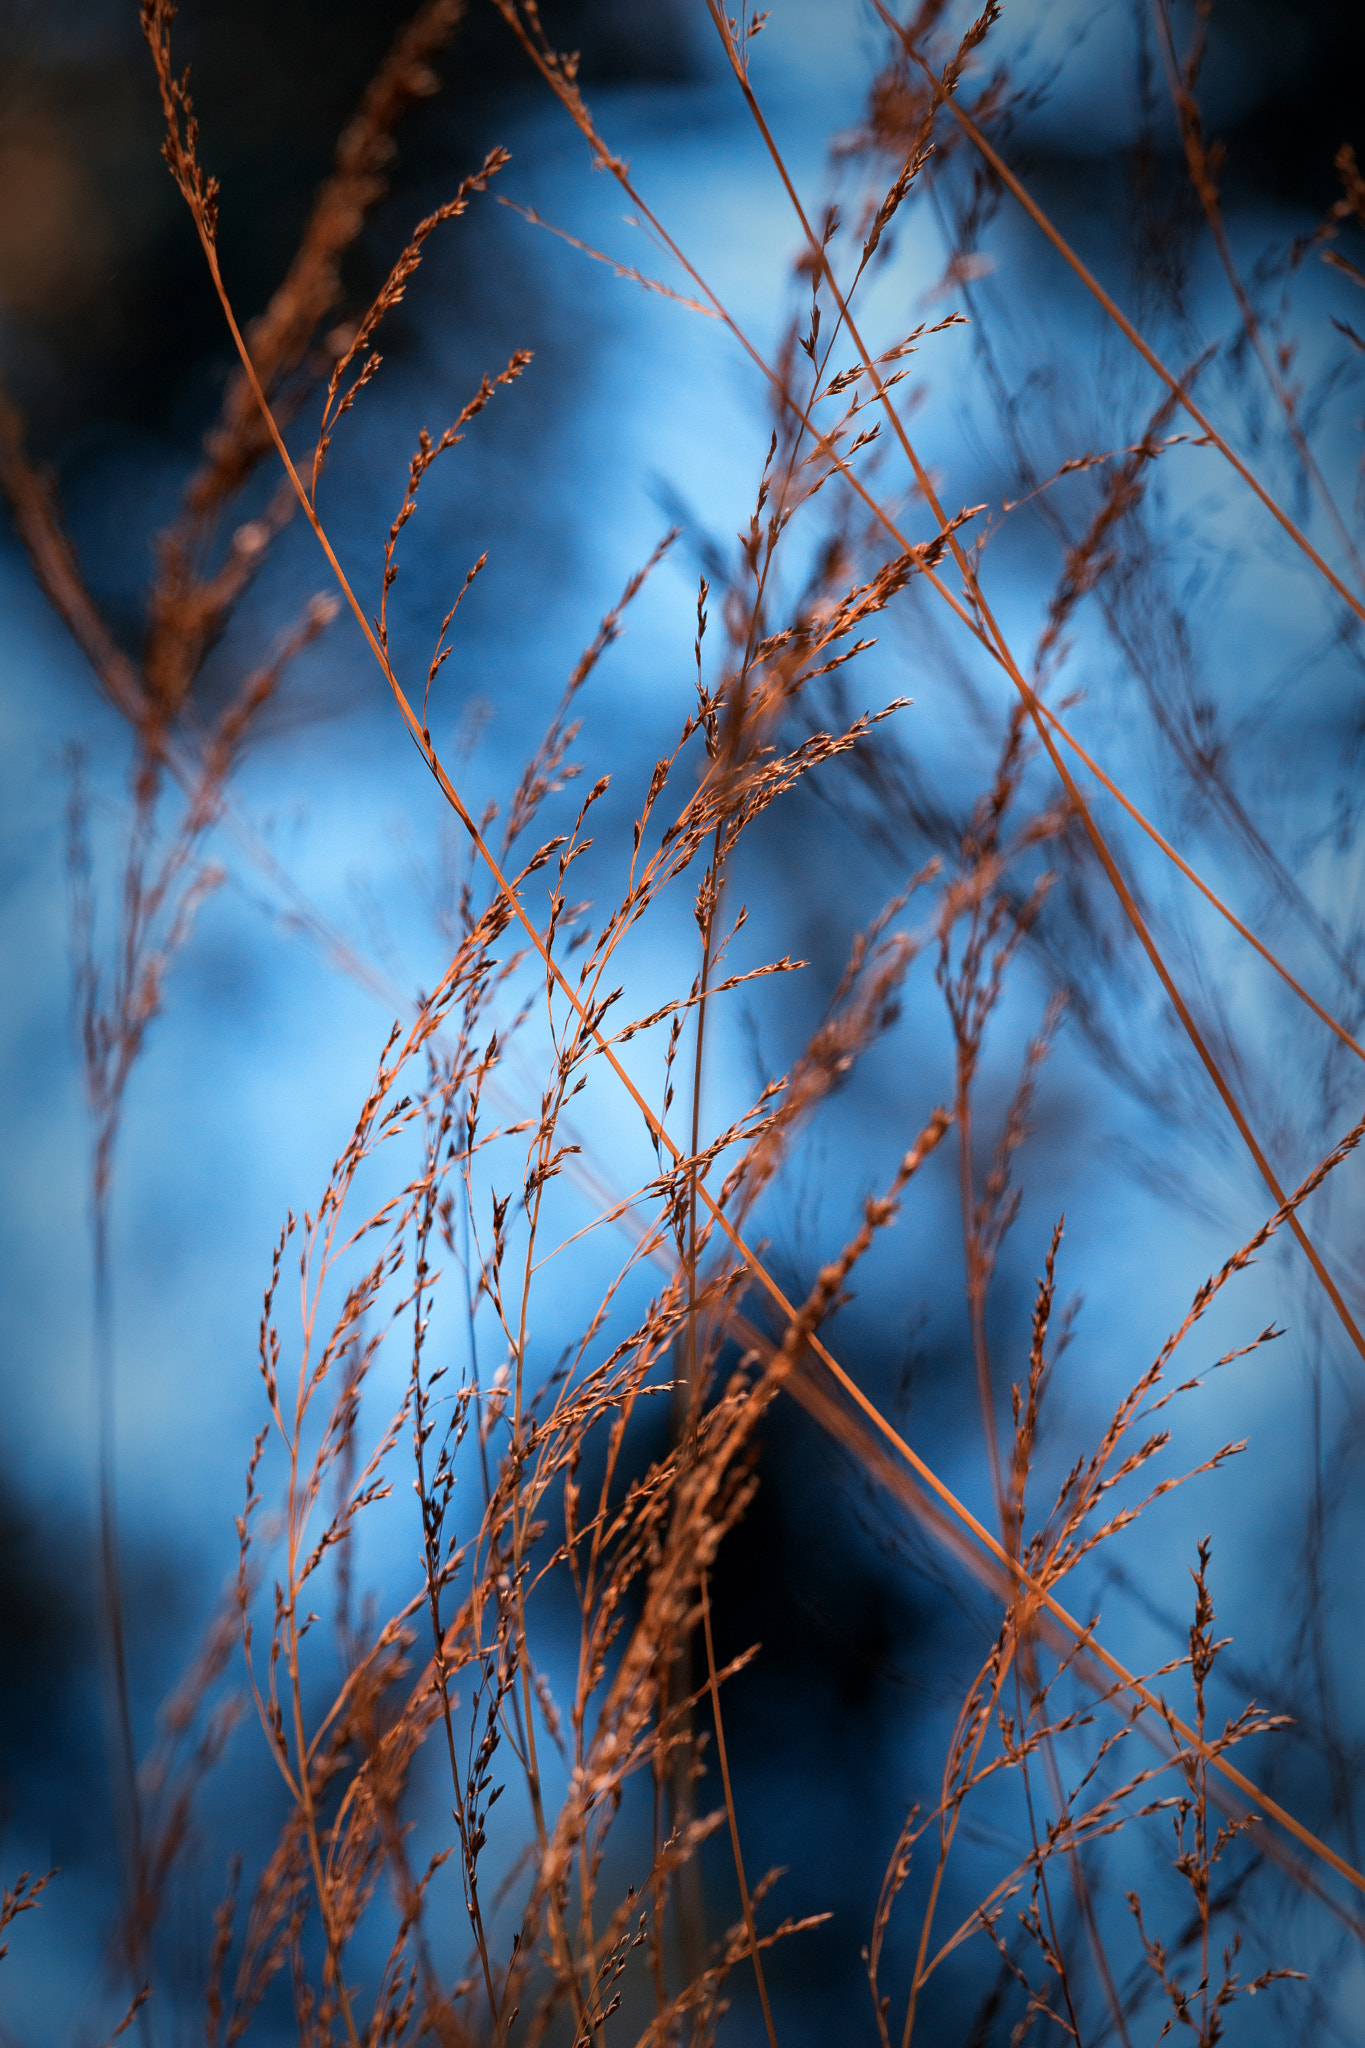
[164,146,1365,1907]
[706,0,1365,1387]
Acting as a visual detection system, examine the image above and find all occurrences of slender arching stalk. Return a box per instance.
[14,10,1364,2038]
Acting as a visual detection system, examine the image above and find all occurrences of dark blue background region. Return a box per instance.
[1,1,1363,2040]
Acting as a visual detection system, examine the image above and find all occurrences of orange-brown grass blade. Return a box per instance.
[495,0,1365,1099]
[497,0,1365,1271]
[705,0,1365,1382]
[700,1570,780,2048]
[793,1308,1365,1897]
[1030,699,1365,1066]
[145,4,1365,1916]
[887,14,1365,631]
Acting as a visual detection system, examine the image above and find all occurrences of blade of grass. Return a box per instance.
[706,0,1365,1386]
[700,1569,780,2048]
[494,0,1365,1097]
[883,11,1365,631]
[152,20,1365,1917]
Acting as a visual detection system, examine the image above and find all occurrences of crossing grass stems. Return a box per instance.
[3,0,1365,2040]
